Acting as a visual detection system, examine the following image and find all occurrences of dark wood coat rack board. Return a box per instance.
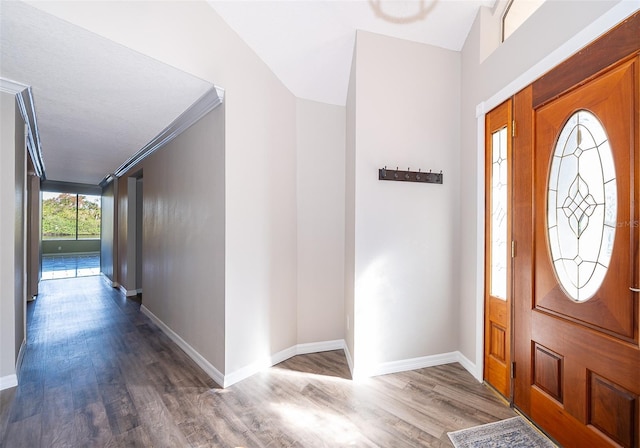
[378,167,443,184]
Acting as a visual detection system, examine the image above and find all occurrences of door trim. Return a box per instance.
[473,4,638,382]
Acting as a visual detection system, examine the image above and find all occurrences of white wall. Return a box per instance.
[350,32,461,376]
[296,98,346,345]
[0,90,25,389]
[344,46,357,368]
[458,0,634,370]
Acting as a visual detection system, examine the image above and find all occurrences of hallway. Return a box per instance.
[0,276,514,447]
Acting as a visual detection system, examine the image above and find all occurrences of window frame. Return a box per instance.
[502,0,546,43]
[41,191,102,241]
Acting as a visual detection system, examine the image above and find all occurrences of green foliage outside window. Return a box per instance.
[42,192,101,240]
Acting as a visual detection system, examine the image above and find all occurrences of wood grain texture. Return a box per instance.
[532,11,640,108]
[533,344,562,403]
[589,373,637,448]
[515,23,640,446]
[0,276,515,447]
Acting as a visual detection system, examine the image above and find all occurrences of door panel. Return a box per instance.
[534,60,635,341]
[513,39,640,448]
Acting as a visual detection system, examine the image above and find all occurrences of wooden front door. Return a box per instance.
[513,14,640,448]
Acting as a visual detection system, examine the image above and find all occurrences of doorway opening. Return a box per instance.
[40,189,101,280]
[126,172,143,298]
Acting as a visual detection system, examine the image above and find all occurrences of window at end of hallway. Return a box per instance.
[42,192,101,240]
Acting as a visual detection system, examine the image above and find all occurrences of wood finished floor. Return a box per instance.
[0,276,515,447]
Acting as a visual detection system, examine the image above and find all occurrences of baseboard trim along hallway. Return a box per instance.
[142,304,479,388]
[0,374,17,391]
[140,304,225,387]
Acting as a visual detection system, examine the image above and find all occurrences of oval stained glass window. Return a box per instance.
[547,110,617,302]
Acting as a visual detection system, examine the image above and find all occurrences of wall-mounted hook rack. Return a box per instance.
[378,166,443,184]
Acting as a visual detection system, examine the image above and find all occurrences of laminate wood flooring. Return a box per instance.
[0,276,515,447]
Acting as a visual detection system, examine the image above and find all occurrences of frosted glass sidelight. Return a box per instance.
[491,127,508,300]
[547,110,616,302]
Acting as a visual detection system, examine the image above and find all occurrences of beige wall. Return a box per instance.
[26,167,40,299]
[100,180,115,283]
[0,91,26,386]
[0,91,18,382]
[139,105,226,372]
[113,104,225,372]
[13,97,25,368]
[349,31,461,376]
[296,98,346,345]
[116,175,129,290]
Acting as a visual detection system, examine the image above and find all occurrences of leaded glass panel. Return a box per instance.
[491,127,508,300]
[547,110,616,302]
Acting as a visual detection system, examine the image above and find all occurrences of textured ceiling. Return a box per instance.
[0,1,213,185]
[208,0,495,105]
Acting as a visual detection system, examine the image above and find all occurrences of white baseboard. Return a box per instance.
[456,351,481,382]
[1,341,26,390]
[343,342,355,378]
[296,339,344,355]
[224,355,279,388]
[224,339,347,388]
[15,339,26,382]
[118,285,138,297]
[0,374,17,391]
[456,352,484,383]
[140,305,225,387]
[366,350,479,381]
[369,351,459,377]
[101,273,118,288]
[136,305,481,390]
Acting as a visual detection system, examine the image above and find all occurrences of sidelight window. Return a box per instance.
[490,127,509,300]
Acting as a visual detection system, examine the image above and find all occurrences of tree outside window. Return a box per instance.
[42,192,101,240]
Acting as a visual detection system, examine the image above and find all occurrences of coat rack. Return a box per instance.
[378,166,443,184]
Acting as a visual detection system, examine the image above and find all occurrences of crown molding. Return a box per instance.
[1,78,46,179]
[0,77,28,94]
[106,85,224,184]
[17,88,45,179]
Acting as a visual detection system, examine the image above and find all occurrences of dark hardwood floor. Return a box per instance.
[0,276,515,447]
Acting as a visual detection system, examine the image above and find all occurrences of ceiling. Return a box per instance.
[0,1,214,185]
[208,0,496,105]
[1,0,494,186]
